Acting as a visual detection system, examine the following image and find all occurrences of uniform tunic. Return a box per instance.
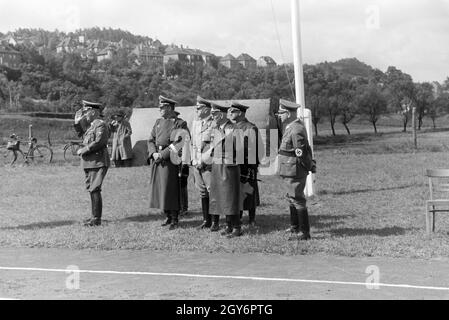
[147,117,188,211]
[279,119,311,209]
[209,119,241,216]
[234,118,261,210]
[110,119,133,161]
[81,119,110,193]
[191,115,214,198]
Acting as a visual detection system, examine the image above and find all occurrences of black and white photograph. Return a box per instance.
[1,0,449,304]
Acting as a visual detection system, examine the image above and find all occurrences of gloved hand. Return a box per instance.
[77,146,89,156]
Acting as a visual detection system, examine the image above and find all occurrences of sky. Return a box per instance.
[0,0,448,83]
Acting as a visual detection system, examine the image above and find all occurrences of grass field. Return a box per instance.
[2,123,449,259]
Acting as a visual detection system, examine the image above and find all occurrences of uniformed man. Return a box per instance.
[190,96,215,229]
[276,99,315,240]
[209,102,243,238]
[147,95,188,230]
[109,110,133,167]
[76,100,110,227]
[228,102,261,227]
[174,110,190,216]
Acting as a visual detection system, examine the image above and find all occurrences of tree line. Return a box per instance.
[0,32,448,136]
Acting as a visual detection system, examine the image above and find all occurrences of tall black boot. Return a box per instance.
[83,192,96,224]
[198,197,211,229]
[85,192,102,226]
[286,206,299,233]
[221,216,233,235]
[248,208,256,226]
[169,211,179,230]
[180,186,189,216]
[297,208,311,240]
[210,215,220,232]
[161,210,172,226]
[227,215,243,238]
[239,211,243,219]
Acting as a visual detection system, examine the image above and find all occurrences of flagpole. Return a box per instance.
[291,0,315,196]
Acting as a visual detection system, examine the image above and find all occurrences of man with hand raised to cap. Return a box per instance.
[147,95,188,230]
[77,100,110,227]
[276,99,315,240]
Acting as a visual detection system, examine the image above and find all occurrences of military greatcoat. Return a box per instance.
[209,119,241,216]
[233,117,261,210]
[147,116,188,211]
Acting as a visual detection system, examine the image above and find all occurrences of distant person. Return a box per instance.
[76,100,110,227]
[147,95,188,230]
[109,110,133,167]
[276,99,316,240]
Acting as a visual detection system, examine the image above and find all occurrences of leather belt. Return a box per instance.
[279,150,296,157]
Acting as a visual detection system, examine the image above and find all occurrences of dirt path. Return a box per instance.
[0,247,448,300]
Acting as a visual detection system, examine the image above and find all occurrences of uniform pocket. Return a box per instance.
[279,155,297,177]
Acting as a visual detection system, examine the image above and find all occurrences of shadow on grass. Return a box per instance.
[329,226,411,237]
[1,220,78,231]
[227,213,355,235]
[318,184,420,196]
[121,210,202,224]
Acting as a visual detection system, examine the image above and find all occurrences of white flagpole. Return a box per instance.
[291,0,315,197]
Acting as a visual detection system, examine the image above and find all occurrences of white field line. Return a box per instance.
[1,266,449,292]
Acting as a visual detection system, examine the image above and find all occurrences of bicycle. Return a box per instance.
[3,130,53,165]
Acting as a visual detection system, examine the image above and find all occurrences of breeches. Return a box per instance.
[193,167,211,198]
[282,176,307,210]
[84,167,108,193]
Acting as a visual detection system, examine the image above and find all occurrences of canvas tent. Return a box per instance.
[129,99,279,173]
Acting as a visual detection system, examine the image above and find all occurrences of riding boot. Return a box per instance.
[182,186,188,213]
[286,206,299,233]
[239,211,243,220]
[210,215,220,232]
[85,191,101,226]
[161,210,172,226]
[297,208,311,240]
[169,211,179,230]
[83,193,95,224]
[198,197,211,229]
[227,215,243,238]
[248,208,256,226]
[221,216,233,235]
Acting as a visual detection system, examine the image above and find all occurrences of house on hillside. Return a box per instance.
[86,39,104,53]
[96,46,116,62]
[0,45,21,69]
[132,44,163,66]
[219,54,239,69]
[163,45,212,67]
[257,56,276,68]
[56,37,77,54]
[237,53,257,69]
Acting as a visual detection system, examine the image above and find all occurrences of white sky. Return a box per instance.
[0,0,448,82]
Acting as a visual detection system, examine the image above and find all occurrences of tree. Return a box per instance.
[357,84,388,134]
[415,82,435,129]
[384,66,417,132]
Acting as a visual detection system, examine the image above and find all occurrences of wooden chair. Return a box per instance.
[425,169,449,235]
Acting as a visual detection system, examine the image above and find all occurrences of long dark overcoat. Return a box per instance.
[209,120,241,216]
[148,117,188,211]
